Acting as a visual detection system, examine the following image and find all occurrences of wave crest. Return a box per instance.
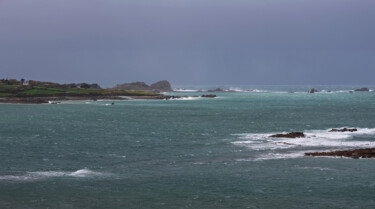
[0,169,107,182]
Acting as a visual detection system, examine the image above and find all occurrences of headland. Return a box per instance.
[0,79,215,104]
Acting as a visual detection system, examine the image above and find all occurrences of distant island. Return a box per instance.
[0,79,215,104]
[113,80,173,92]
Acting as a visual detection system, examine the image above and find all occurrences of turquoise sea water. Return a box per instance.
[1,85,375,208]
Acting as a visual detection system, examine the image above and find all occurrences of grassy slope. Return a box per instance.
[0,84,158,97]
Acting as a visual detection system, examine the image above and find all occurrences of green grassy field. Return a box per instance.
[0,84,158,97]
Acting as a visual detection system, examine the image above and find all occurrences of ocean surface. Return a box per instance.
[1,85,375,209]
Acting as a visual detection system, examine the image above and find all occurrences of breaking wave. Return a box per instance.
[173,89,200,92]
[168,96,200,100]
[0,169,107,182]
[232,127,375,160]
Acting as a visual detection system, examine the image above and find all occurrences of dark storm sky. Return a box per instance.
[0,0,374,85]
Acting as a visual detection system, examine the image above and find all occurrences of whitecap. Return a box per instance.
[173,89,200,92]
[0,169,106,182]
[28,171,66,177]
[295,166,334,171]
[226,88,267,93]
[169,96,200,100]
[236,151,307,161]
[69,169,103,177]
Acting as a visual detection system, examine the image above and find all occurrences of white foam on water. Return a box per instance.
[232,128,375,160]
[169,96,200,100]
[315,90,353,94]
[0,175,37,181]
[250,89,267,93]
[233,128,375,150]
[68,169,103,177]
[236,151,306,162]
[0,169,106,182]
[295,166,334,171]
[226,88,267,93]
[29,171,66,177]
[173,89,200,92]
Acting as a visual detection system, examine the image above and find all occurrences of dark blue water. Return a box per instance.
[1,85,375,208]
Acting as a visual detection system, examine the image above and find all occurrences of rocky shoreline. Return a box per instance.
[0,94,217,104]
[305,148,375,159]
[267,129,375,159]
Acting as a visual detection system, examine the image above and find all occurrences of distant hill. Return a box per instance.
[113,80,173,92]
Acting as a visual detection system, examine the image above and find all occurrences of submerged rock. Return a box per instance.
[269,132,305,138]
[354,87,370,92]
[329,128,357,132]
[305,148,375,159]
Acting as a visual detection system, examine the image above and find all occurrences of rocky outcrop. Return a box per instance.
[201,94,216,98]
[308,88,319,93]
[305,148,375,159]
[150,80,173,92]
[329,128,357,132]
[113,80,173,92]
[208,88,223,92]
[269,132,305,138]
[113,82,149,91]
[354,87,370,92]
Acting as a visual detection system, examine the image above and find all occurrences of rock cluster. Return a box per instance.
[308,88,319,93]
[269,132,305,138]
[329,128,357,132]
[305,148,375,159]
[354,87,370,92]
[113,80,173,92]
[208,88,224,92]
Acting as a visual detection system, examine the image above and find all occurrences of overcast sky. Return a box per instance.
[0,0,374,85]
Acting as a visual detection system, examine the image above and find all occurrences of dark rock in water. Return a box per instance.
[269,132,305,138]
[201,94,216,98]
[208,88,223,92]
[354,87,370,92]
[150,80,173,92]
[305,148,375,159]
[164,95,181,100]
[329,128,357,132]
[349,91,353,93]
[308,88,319,93]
